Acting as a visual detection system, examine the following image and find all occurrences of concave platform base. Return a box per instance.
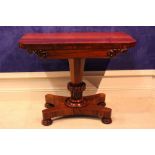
[42,93,112,126]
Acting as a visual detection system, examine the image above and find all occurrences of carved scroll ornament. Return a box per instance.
[28,49,48,58]
[107,47,128,57]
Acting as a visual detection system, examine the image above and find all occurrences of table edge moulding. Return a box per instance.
[19,32,136,126]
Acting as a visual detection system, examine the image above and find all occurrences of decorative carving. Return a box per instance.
[107,49,117,57]
[28,49,48,58]
[107,47,128,57]
[42,93,112,126]
[66,82,86,107]
[34,50,48,58]
[121,47,128,53]
[67,82,86,93]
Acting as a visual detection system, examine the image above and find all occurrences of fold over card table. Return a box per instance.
[19,32,136,126]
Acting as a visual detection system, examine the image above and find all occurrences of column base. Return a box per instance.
[42,93,112,126]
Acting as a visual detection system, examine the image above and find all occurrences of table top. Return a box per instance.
[19,32,136,48]
[19,32,136,59]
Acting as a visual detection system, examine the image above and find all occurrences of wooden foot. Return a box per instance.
[42,119,53,126]
[42,93,112,126]
[101,107,112,124]
[102,117,112,124]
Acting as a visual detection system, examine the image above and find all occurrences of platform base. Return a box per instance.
[42,93,112,126]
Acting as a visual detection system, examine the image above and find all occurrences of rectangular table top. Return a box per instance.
[19,32,136,59]
[19,32,136,47]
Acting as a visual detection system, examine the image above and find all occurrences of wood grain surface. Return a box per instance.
[19,32,136,126]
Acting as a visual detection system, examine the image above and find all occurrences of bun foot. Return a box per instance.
[45,103,55,108]
[101,117,112,124]
[42,119,53,126]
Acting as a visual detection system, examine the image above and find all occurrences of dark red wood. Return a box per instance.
[19,32,136,126]
[43,93,111,126]
[19,32,136,45]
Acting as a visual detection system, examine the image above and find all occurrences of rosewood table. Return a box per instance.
[19,32,136,126]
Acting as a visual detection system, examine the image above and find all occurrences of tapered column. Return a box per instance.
[68,58,85,84]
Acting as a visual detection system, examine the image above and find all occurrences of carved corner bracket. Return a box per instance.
[107,47,128,57]
[27,49,48,58]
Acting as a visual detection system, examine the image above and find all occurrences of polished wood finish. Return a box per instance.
[19,32,136,47]
[19,32,136,126]
[43,93,111,126]
[19,32,136,59]
[69,58,85,83]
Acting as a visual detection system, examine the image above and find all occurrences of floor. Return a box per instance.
[0,86,154,129]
